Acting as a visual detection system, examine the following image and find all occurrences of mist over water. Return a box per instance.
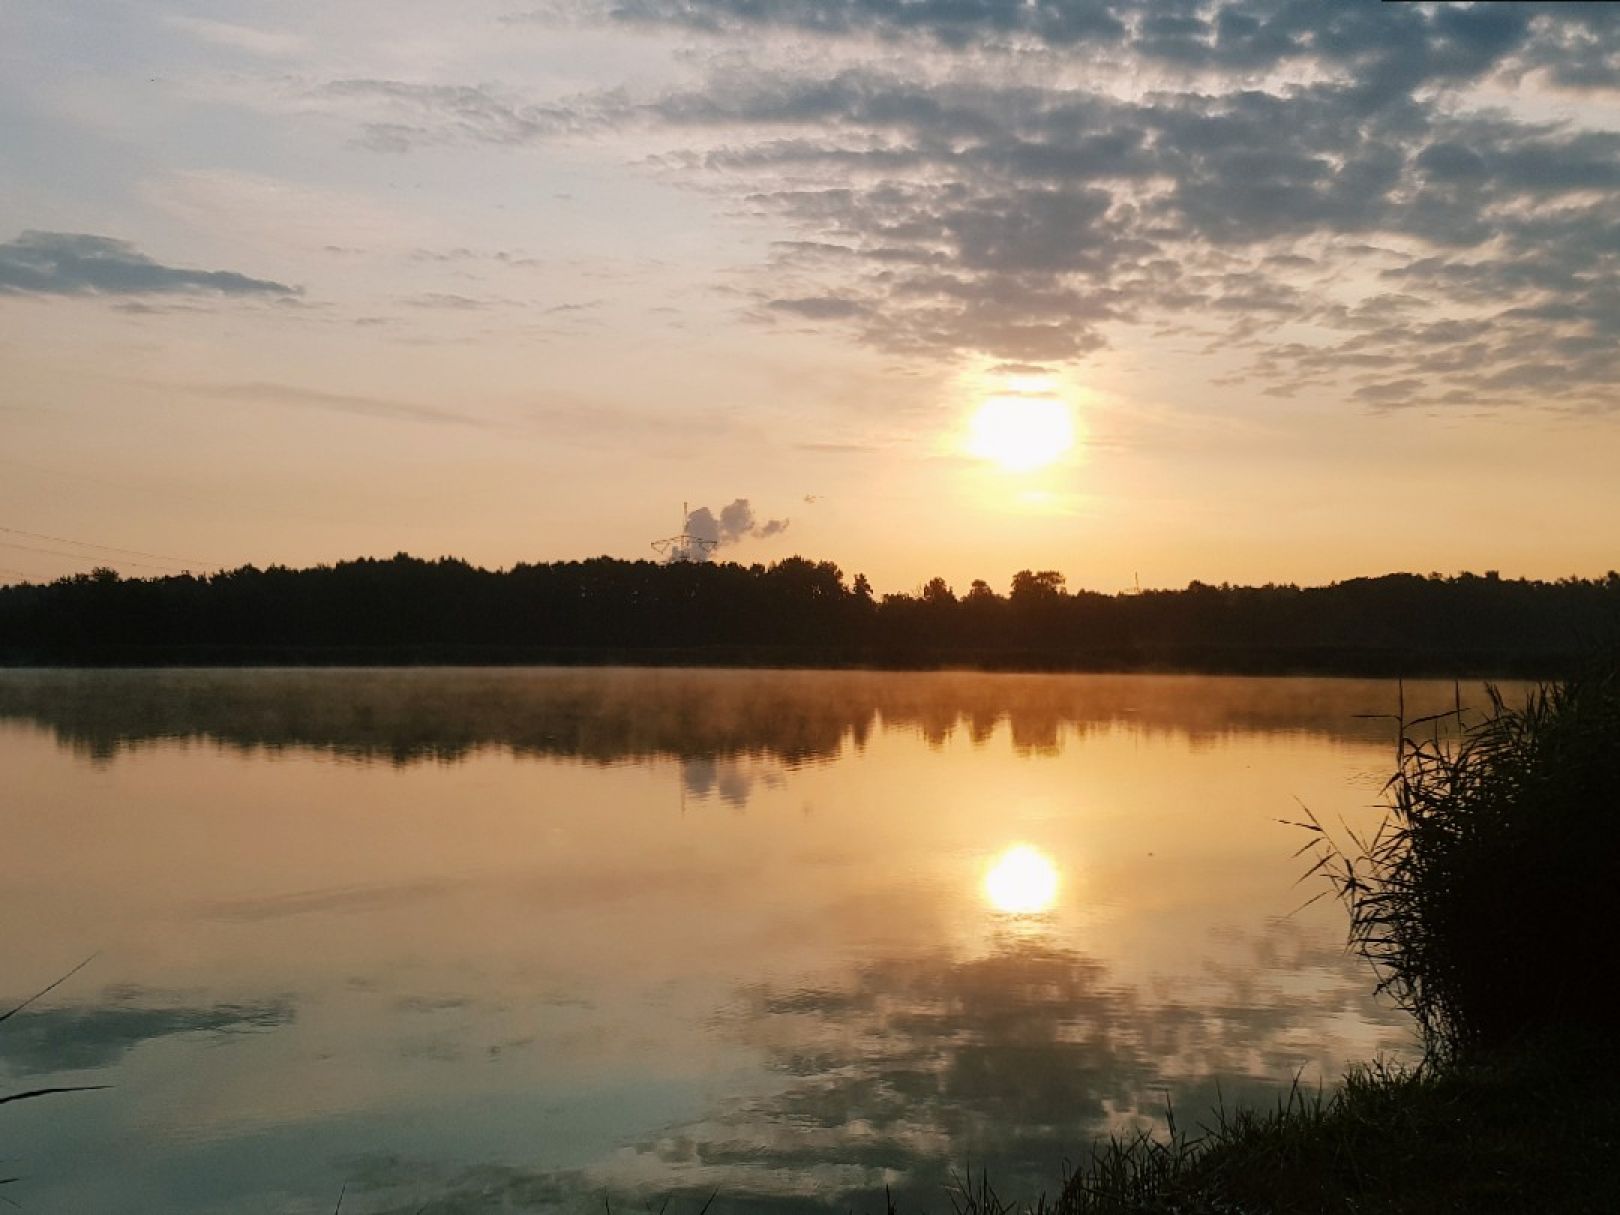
[0,669,1481,1212]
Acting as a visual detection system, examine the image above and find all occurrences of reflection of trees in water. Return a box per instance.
[343,922,1411,1214]
[0,668,1493,770]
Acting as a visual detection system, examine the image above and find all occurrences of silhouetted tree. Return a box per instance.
[1,555,1614,675]
[1010,569,1066,601]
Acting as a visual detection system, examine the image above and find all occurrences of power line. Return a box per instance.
[0,455,357,530]
[0,539,188,572]
[0,524,212,568]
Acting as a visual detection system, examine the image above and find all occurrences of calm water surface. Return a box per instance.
[0,669,1471,1213]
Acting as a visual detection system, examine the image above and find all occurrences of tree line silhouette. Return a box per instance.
[1,555,1616,674]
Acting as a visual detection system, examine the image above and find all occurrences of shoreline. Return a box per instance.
[0,645,1581,680]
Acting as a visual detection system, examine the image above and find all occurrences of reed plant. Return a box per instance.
[1045,1035,1618,1214]
[1303,658,1620,1059]
[1,958,107,1192]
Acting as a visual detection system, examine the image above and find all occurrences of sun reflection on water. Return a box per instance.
[983,844,1060,914]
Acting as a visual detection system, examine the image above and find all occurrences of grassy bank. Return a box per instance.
[1036,1033,1619,1214]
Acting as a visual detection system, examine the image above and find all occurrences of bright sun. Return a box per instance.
[984,844,1061,915]
[966,396,1075,472]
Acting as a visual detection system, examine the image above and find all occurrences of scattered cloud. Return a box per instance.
[201,382,490,428]
[401,292,495,310]
[589,2,1618,408]
[766,295,867,320]
[15,0,1620,433]
[314,3,1620,408]
[0,232,296,299]
[322,79,613,152]
[408,247,544,269]
[605,0,1599,96]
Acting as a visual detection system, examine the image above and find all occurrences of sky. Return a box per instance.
[2,0,1619,594]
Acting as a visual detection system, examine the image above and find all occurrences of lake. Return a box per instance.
[0,668,1473,1213]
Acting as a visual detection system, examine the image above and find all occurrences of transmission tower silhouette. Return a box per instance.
[651,502,718,564]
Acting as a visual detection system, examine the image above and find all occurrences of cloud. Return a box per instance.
[679,498,790,559]
[611,26,1620,405]
[766,295,867,320]
[300,4,1620,408]
[261,2,1533,407]
[1503,7,1620,93]
[0,232,296,298]
[606,0,1589,99]
[609,0,1127,49]
[408,247,544,268]
[203,382,490,428]
[323,79,611,152]
[401,292,495,310]
[1352,378,1425,406]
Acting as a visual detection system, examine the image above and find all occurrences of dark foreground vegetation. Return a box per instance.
[1045,1034,1620,1215]
[4,554,1619,674]
[1017,659,1620,1214]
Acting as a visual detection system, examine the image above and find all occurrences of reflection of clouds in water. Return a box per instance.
[339,1157,595,1215]
[695,928,1405,1206]
[341,922,1411,1213]
[680,756,786,808]
[691,924,1406,1202]
[0,985,294,1075]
